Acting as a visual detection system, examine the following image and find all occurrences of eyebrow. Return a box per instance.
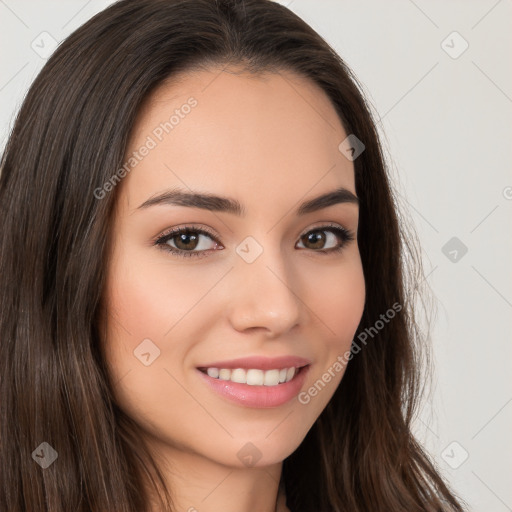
[136,186,359,216]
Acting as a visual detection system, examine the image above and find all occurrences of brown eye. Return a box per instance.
[155,227,221,258]
[172,230,201,251]
[301,230,327,250]
[297,225,354,253]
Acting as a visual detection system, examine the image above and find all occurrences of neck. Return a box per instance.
[145,440,289,512]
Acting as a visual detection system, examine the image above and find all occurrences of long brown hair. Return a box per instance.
[0,0,467,510]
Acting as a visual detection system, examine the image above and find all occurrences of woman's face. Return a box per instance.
[102,66,365,469]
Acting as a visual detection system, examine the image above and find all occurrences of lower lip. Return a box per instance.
[196,366,310,408]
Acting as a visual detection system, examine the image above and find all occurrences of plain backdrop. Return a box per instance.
[1,1,511,511]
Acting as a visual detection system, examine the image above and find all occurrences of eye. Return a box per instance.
[297,224,355,254]
[154,225,221,259]
[153,223,355,259]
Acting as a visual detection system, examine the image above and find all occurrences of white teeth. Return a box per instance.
[203,366,300,386]
[263,369,280,386]
[247,369,264,385]
[207,367,219,378]
[230,368,246,383]
[218,368,231,381]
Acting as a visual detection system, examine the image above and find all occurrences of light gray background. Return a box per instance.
[1,1,511,510]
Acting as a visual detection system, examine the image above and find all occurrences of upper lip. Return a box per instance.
[197,355,311,371]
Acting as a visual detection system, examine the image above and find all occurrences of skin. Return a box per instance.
[101,66,366,512]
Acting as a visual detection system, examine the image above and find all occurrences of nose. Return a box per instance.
[225,245,302,337]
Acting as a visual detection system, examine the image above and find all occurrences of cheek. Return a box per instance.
[101,254,205,443]
[312,253,366,347]
[100,248,203,398]
[103,243,221,352]
[295,255,365,416]
[304,250,365,385]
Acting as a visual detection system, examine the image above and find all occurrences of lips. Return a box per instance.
[195,355,311,408]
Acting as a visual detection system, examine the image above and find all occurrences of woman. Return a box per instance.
[0,0,467,510]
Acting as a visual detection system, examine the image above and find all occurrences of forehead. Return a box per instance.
[120,66,355,213]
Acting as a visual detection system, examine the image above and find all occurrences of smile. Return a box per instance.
[196,364,310,408]
[198,366,299,386]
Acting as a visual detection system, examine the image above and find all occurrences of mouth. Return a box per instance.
[195,358,311,408]
[197,365,307,386]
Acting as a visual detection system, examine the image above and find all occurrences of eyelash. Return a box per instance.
[153,223,355,259]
